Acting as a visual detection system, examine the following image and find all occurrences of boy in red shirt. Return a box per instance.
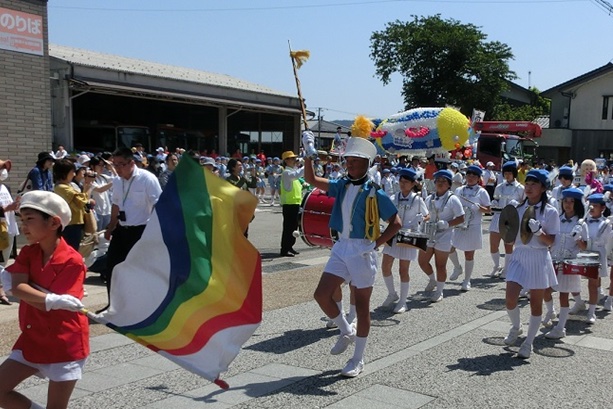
[0,190,89,409]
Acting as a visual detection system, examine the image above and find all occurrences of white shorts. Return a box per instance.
[9,350,86,382]
[325,239,378,289]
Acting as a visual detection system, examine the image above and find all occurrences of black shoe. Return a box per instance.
[280,251,295,257]
[289,249,300,255]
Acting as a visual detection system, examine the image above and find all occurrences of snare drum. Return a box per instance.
[552,260,565,275]
[563,258,600,279]
[299,188,336,248]
[491,207,505,213]
[390,229,428,251]
[576,251,599,261]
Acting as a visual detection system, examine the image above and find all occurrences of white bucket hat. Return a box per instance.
[343,137,377,163]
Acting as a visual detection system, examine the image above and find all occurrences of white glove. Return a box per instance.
[604,191,611,202]
[508,199,519,207]
[436,220,449,231]
[491,199,499,208]
[45,293,85,312]
[571,224,583,241]
[528,219,543,235]
[361,241,377,257]
[301,130,318,159]
[0,267,11,295]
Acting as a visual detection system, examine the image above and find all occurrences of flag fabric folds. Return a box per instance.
[96,157,262,388]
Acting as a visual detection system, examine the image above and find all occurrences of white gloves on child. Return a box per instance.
[437,220,449,231]
[301,130,318,159]
[528,219,543,235]
[45,293,84,312]
[571,224,583,241]
[361,241,377,257]
[508,199,519,207]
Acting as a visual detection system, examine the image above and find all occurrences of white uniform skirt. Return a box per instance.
[428,229,453,252]
[489,212,501,234]
[452,223,483,251]
[506,246,558,290]
[553,260,581,293]
[382,241,418,261]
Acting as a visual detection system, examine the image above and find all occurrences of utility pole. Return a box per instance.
[528,71,531,89]
[317,107,322,149]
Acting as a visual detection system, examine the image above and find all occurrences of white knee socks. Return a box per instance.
[464,260,474,282]
[557,307,569,329]
[399,281,410,304]
[524,315,541,345]
[507,306,521,329]
[353,336,368,362]
[490,252,500,269]
[449,251,461,269]
[383,275,396,295]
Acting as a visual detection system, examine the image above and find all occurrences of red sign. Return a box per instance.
[0,7,44,56]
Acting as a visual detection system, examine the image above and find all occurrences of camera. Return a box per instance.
[85,171,97,179]
[118,211,126,221]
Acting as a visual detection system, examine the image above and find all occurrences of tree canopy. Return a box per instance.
[490,87,551,121]
[370,15,517,115]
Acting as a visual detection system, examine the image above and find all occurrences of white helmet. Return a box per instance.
[343,137,377,164]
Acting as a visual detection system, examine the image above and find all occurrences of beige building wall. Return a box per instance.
[0,0,50,192]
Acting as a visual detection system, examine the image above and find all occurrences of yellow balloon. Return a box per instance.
[437,108,469,151]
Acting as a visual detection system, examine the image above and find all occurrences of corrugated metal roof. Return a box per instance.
[49,44,292,98]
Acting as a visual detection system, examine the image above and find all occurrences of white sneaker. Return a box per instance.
[489,267,501,278]
[330,325,356,355]
[500,269,506,279]
[460,280,471,292]
[340,358,364,377]
[381,292,399,308]
[449,267,463,281]
[519,288,530,299]
[542,310,557,326]
[517,342,532,359]
[431,290,443,303]
[569,300,586,315]
[83,288,89,297]
[605,297,613,311]
[545,327,566,339]
[393,302,407,314]
[326,318,338,329]
[504,325,523,345]
[587,311,596,324]
[424,280,436,292]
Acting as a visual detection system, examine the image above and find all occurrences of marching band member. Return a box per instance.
[417,169,464,303]
[489,161,525,278]
[381,168,429,313]
[302,130,401,378]
[448,165,491,291]
[574,193,613,324]
[544,187,585,338]
[381,168,398,198]
[503,169,559,359]
[550,165,575,213]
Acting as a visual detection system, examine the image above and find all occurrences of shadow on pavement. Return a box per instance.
[246,327,337,354]
[446,351,527,375]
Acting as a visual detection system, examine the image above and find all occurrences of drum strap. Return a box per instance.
[429,192,454,221]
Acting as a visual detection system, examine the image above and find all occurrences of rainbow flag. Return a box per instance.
[95,157,262,388]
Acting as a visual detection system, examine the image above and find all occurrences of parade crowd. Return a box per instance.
[2,135,613,408]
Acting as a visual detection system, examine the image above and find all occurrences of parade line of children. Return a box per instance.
[302,131,613,373]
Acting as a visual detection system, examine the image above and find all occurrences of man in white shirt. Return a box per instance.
[483,161,497,200]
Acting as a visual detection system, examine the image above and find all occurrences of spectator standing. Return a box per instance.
[89,156,114,231]
[483,161,498,199]
[279,151,304,257]
[0,160,19,305]
[23,152,55,192]
[158,153,178,189]
[54,145,69,159]
[99,148,162,312]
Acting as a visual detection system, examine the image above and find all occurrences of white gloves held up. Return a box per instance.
[301,130,318,159]
[436,220,449,231]
[45,293,84,312]
[528,219,543,236]
[571,224,583,241]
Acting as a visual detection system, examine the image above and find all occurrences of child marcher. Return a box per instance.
[381,168,429,313]
[448,165,491,291]
[544,187,585,338]
[574,193,613,324]
[503,169,559,359]
[0,191,89,409]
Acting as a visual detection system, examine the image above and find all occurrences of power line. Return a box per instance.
[592,0,613,15]
[50,0,585,13]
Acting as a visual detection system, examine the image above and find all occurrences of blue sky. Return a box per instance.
[48,0,613,121]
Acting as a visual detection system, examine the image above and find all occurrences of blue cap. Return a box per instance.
[255,158,261,163]
[526,169,549,187]
[562,187,584,200]
[604,184,613,193]
[588,193,605,204]
[502,161,517,171]
[273,157,280,161]
[558,166,573,177]
[466,165,483,176]
[433,169,453,182]
[391,167,398,173]
[398,167,417,181]
[382,168,391,174]
[242,156,249,161]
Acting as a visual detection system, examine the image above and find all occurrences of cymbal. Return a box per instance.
[498,205,519,243]
[520,205,536,245]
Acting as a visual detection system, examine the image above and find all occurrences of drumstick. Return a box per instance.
[457,195,489,211]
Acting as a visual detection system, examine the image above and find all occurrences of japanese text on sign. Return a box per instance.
[0,7,44,56]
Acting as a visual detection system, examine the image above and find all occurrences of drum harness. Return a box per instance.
[427,191,455,242]
[577,217,611,255]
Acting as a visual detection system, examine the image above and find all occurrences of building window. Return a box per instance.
[603,96,610,120]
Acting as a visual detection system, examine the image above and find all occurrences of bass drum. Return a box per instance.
[299,188,337,248]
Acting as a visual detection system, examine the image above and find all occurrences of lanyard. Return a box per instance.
[122,175,135,207]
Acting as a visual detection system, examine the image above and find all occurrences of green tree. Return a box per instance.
[490,87,551,121]
[370,15,516,115]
